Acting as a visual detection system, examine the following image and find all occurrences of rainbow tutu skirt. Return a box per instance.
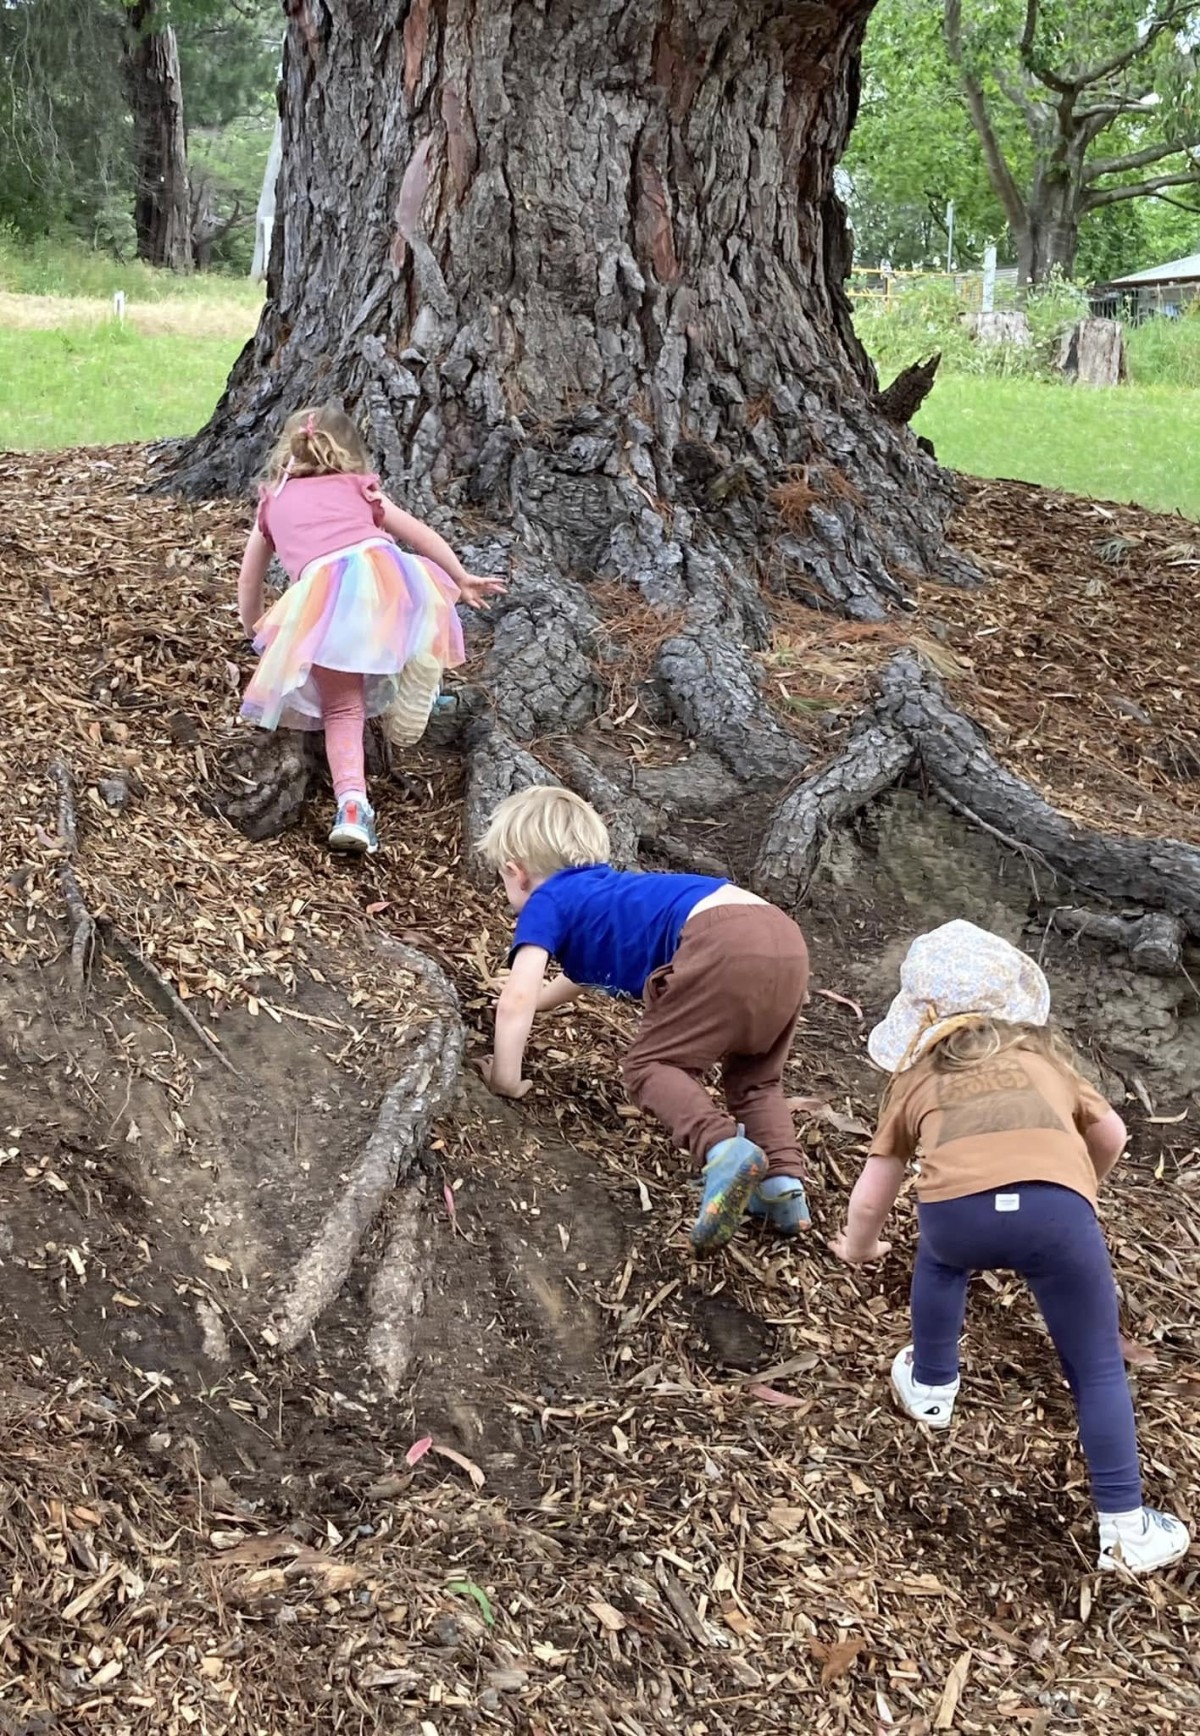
[240,537,465,732]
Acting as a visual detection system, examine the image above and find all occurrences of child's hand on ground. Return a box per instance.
[476,1056,532,1100]
[458,574,507,609]
[828,1229,892,1266]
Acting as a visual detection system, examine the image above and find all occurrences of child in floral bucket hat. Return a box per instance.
[831,919,1190,1577]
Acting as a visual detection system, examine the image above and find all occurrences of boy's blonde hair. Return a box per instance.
[478,786,610,880]
[263,404,373,483]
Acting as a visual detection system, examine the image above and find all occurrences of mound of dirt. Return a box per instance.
[0,447,1197,1734]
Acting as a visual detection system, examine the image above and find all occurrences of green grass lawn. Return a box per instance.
[0,324,245,449]
[913,375,1200,520]
[1,300,1197,526]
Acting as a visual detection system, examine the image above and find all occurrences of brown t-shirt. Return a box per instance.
[870,1047,1111,1207]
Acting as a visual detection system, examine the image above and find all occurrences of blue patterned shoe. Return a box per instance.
[690,1130,768,1253]
[328,797,379,855]
[748,1174,811,1235]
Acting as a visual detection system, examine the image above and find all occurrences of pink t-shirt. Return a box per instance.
[256,471,388,582]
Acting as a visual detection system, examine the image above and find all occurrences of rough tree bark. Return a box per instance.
[122,0,191,273]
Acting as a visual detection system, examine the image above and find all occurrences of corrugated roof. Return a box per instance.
[1107,251,1200,287]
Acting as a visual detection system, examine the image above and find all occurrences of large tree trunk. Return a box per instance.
[171,0,978,787]
[123,1,191,273]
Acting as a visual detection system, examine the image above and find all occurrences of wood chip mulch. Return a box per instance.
[0,446,1198,1734]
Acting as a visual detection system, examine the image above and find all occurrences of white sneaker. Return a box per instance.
[383,654,444,749]
[890,1344,960,1429]
[328,796,378,855]
[1097,1507,1191,1575]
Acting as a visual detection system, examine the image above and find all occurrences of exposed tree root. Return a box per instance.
[364,1188,431,1395]
[268,944,464,1352]
[1050,908,1187,977]
[209,728,323,841]
[753,722,914,907]
[754,653,1200,938]
[104,927,242,1076]
[51,757,243,1068]
[48,759,98,989]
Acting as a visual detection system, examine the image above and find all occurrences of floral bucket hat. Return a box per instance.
[867,919,1052,1075]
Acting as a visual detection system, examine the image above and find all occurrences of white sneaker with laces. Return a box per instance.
[890,1344,960,1429]
[1097,1507,1191,1575]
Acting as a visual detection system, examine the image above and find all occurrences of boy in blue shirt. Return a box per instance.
[477,785,811,1252]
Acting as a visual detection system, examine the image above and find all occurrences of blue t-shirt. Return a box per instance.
[511,864,728,999]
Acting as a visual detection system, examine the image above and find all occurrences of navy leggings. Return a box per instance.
[912,1182,1141,1513]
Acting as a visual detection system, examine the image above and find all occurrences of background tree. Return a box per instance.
[944,0,1200,284]
[122,0,192,270]
[0,0,130,243]
[843,0,1200,279]
[842,0,1015,267]
[0,0,277,269]
[178,0,280,270]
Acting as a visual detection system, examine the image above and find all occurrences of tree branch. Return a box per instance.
[1074,96,1164,125]
[944,0,1028,234]
[995,69,1045,137]
[1085,138,1200,182]
[1018,0,1039,62]
[1084,168,1200,210]
[1075,5,1197,88]
[1018,3,1194,97]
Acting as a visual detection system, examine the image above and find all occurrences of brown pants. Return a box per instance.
[622,905,809,1179]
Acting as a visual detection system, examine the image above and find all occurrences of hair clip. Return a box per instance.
[303,413,317,437]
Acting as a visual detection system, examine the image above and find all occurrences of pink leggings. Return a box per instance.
[312,667,366,801]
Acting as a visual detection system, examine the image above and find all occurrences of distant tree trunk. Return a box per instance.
[123,0,191,272]
[1014,169,1081,287]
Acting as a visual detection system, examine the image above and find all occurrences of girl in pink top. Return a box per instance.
[238,405,504,854]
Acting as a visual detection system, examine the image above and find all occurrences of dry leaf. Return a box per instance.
[786,1096,872,1137]
[812,1635,864,1688]
[934,1650,971,1729]
[430,1441,485,1488]
[405,1435,433,1467]
[211,1532,300,1566]
[1119,1333,1158,1368]
[746,1383,809,1408]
